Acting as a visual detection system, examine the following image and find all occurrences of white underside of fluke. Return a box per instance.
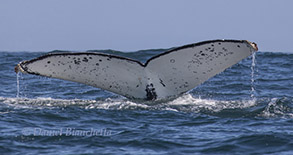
[17,40,258,100]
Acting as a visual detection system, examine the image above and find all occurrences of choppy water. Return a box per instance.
[0,50,292,154]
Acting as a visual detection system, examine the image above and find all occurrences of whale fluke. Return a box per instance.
[16,40,258,100]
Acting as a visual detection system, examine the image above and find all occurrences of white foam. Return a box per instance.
[0,96,150,110]
[167,94,257,112]
[0,95,261,113]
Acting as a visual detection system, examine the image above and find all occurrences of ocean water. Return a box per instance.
[0,50,292,154]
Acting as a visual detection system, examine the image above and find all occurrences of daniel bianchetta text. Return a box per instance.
[22,127,112,137]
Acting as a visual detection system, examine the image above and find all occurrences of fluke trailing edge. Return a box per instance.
[15,40,258,100]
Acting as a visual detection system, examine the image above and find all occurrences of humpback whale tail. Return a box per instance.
[16,40,258,100]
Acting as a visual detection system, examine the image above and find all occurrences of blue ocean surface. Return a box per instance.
[0,50,292,154]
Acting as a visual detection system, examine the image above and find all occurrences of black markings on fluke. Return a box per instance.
[16,40,258,100]
[159,78,166,87]
[145,83,157,100]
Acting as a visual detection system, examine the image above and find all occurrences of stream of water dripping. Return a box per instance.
[250,52,256,100]
[16,72,20,98]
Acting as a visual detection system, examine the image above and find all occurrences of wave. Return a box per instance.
[260,98,293,118]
